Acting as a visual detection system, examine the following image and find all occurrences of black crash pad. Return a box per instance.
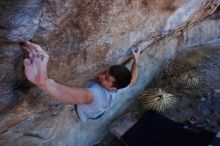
[121,111,215,146]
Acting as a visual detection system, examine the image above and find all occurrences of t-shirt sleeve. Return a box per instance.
[117,84,131,94]
[86,82,103,106]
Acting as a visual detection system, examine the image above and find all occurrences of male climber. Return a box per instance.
[21,41,140,121]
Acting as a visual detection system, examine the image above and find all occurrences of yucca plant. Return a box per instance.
[177,72,201,88]
[140,88,176,112]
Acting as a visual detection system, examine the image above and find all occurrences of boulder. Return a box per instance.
[0,0,220,145]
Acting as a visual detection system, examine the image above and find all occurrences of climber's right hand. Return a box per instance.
[20,41,49,88]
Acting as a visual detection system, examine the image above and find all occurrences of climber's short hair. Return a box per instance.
[109,65,132,89]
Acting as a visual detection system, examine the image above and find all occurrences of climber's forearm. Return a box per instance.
[39,78,93,105]
[130,59,138,85]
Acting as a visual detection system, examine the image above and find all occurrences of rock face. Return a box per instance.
[0,0,42,42]
[0,0,220,146]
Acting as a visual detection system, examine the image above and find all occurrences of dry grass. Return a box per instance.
[177,72,201,88]
[140,88,177,112]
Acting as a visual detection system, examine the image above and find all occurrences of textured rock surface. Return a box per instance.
[0,0,220,146]
[0,0,42,42]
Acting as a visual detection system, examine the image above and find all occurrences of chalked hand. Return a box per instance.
[20,41,49,88]
[131,46,140,62]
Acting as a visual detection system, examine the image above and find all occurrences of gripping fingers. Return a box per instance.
[36,51,49,61]
[26,41,46,53]
[131,46,137,53]
[131,46,140,55]
[20,44,32,53]
[29,52,35,63]
[20,42,38,58]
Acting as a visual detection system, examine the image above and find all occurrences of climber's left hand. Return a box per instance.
[131,46,141,62]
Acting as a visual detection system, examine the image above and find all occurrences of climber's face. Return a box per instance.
[96,70,117,91]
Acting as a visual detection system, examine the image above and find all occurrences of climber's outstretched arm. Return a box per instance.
[41,79,93,104]
[130,47,140,86]
[20,41,93,105]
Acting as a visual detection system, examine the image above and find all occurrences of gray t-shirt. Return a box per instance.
[77,81,129,122]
